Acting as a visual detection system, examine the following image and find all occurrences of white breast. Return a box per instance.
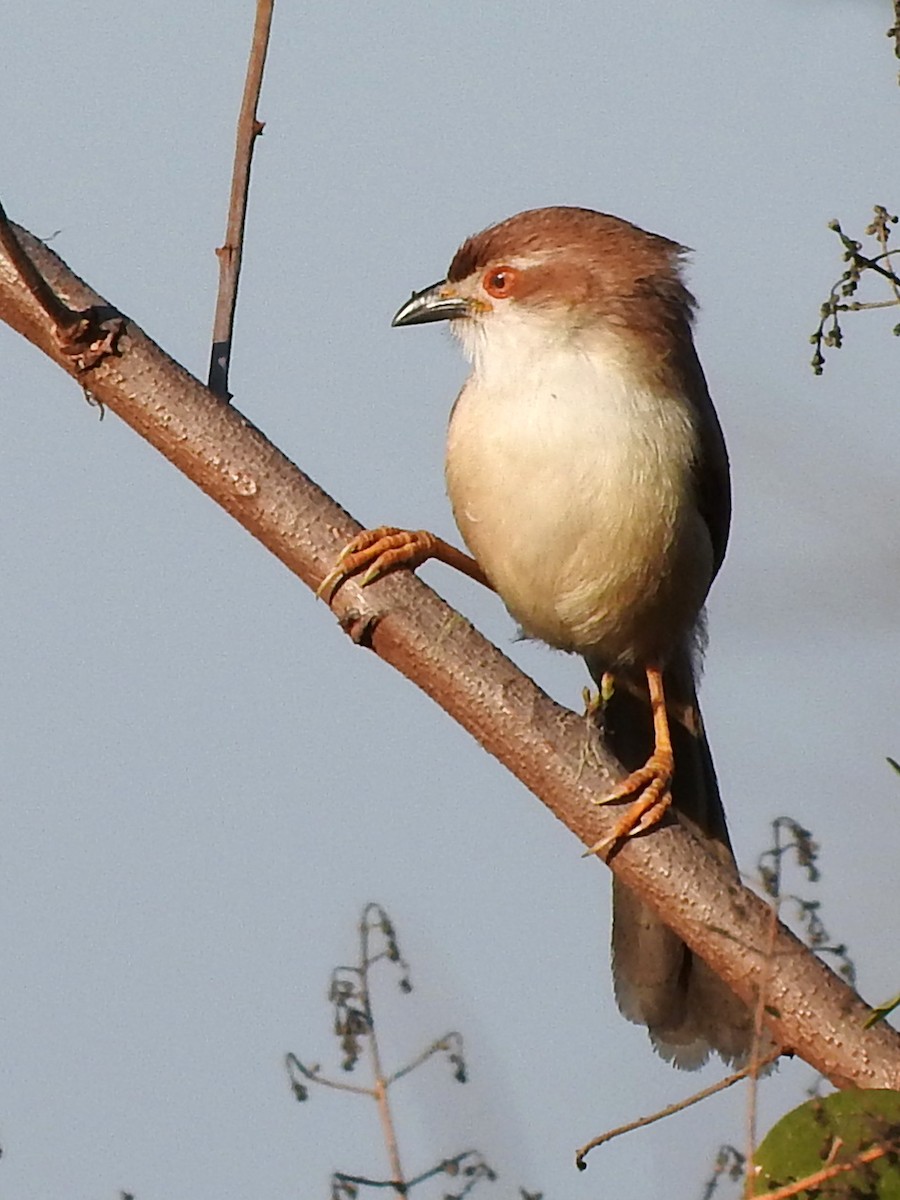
[445,314,712,665]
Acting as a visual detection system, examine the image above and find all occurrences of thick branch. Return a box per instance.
[2,226,899,1088]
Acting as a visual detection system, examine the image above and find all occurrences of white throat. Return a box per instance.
[451,303,585,386]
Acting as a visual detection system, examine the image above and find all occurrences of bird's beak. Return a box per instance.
[392,280,470,327]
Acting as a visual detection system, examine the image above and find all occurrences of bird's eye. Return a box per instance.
[483,266,518,299]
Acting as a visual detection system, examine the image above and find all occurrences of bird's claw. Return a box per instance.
[317,527,433,603]
[317,542,365,604]
[583,752,674,857]
[599,753,672,807]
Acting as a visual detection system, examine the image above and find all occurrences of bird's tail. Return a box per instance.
[590,648,755,1069]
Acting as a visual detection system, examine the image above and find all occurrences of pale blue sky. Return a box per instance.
[2,3,899,1198]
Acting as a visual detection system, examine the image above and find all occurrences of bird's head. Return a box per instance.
[392,206,697,377]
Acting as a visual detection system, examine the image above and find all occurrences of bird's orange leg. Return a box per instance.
[585,664,674,856]
[318,526,492,602]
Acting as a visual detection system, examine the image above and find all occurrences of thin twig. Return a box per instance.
[360,935,406,1193]
[843,298,900,311]
[331,1169,404,1191]
[849,251,900,287]
[403,1151,495,1194]
[873,210,900,303]
[753,1141,891,1200]
[208,0,274,397]
[810,208,900,374]
[284,1052,373,1097]
[743,901,782,1189]
[333,1151,492,1195]
[574,1048,782,1169]
[385,1032,463,1086]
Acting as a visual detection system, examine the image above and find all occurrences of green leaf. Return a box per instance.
[752,1089,900,1198]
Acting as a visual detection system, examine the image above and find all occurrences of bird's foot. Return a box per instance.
[318,526,490,602]
[318,527,437,602]
[584,749,674,857]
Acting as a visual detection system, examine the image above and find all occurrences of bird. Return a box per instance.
[319,206,754,1067]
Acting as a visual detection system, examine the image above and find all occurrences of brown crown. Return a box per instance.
[447,206,696,339]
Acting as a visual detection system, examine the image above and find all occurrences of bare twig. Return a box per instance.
[285,1052,373,1098]
[757,817,855,984]
[402,1151,496,1196]
[386,1032,465,1086]
[871,204,900,304]
[889,1,900,80]
[574,1047,782,1169]
[3,226,900,1089]
[367,1020,404,1190]
[287,907,491,1196]
[208,0,274,397]
[742,903,781,1183]
[333,1151,495,1197]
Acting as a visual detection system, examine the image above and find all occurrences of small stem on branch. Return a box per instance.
[208,0,274,398]
[575,1048,782,1169]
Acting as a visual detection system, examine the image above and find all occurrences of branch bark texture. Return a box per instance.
[1,225,898,1089]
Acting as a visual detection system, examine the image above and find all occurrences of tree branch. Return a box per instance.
[2,224,899,1089]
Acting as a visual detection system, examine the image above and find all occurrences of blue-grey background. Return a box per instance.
[2,3,898,1197]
